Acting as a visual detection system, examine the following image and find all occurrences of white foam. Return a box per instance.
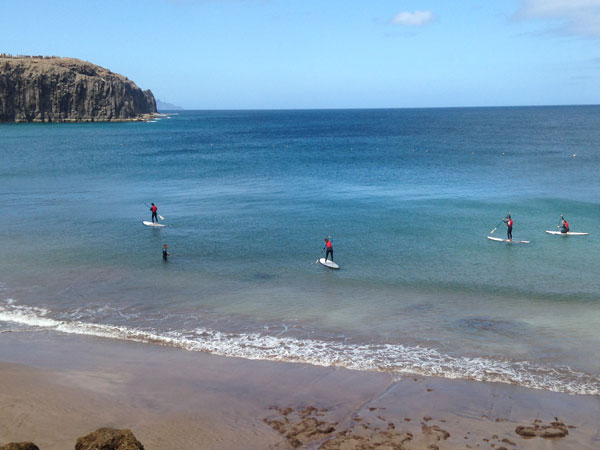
[0,301,597,396]
[0,302,54,327]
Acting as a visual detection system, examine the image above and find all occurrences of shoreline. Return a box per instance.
[1,300,597,397]
[0,331,598,449]
[0,112,168,123]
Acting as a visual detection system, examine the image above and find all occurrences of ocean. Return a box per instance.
[1,107,599,395]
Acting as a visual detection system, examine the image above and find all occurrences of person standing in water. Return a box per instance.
[503,214,513,241]
[150,203,158,223]
[162,244,170,261]
[323,237,334,262]
[560,215,570,233]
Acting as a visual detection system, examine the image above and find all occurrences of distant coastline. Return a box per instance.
[156,99,184,111]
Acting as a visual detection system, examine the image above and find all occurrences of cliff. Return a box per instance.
[0,55,157,122]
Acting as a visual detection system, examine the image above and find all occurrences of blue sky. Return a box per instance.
[2,0,600,109]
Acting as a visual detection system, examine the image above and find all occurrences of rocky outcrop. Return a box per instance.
[515,420,570,439]
[0,55,157,122]
[0,444,40,450]
[75,428,145,450]
[1,428,145,450]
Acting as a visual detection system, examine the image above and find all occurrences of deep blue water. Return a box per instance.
[1,107,599,394]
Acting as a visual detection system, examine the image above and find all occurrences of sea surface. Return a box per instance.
[1,107,599,395]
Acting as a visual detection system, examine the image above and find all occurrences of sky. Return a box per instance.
[2,0,600,109]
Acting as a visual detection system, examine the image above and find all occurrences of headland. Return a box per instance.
[0,55,157,122]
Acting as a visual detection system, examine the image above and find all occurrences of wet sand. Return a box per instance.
[0,330,598,449]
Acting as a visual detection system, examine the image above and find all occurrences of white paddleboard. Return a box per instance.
[319,258,340,269]
[487,236,530,244]
[142,221,166,228]
[545,231,588,236]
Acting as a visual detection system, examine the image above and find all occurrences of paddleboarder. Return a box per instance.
[560,215,569,233]
[323,237,334,262]
[162,244,170,261]
[503,214,513,241]
[150,203,158,223]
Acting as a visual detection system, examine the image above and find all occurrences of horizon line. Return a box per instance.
[159,103,600,112]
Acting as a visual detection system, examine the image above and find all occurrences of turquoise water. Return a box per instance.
[1,108,599,394]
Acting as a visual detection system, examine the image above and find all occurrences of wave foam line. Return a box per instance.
[0,302,598,396]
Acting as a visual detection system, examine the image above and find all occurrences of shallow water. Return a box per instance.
[1,107,599,394]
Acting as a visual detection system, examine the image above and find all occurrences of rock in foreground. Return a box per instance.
[0,55,156,122]
[515,420,569,439]
[0,444,40,450]
[75,428,144,450]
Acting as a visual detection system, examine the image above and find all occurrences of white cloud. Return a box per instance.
[517,0,600,38]
[391,10,435,26]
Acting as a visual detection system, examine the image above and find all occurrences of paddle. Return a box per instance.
[144,203,165,221]
[491,212,511,234]
[490,219,504,234]
[314,248,324,264]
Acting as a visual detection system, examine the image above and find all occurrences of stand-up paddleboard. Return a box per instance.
[487,236,530,244]
[545,231,588,236]
[142,221,166,228]
[319,258,339,269]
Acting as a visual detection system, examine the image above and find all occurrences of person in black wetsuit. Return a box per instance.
[560,215,569,233]
[503,214,513,241]
[323,237,333,262]
[162,244,170,261]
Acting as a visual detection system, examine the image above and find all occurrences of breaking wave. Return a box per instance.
[0,300,598,396]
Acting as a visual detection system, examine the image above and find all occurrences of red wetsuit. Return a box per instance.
[324,239,333,261]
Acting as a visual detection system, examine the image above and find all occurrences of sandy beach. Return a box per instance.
[0,330,597,449]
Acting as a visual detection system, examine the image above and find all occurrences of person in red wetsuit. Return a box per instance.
[503,214,513,241]
[150,203,158,223]
[560,215,569,233]
[323,237,334,262]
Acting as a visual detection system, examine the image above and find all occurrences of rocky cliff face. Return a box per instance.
[0,56,157,122]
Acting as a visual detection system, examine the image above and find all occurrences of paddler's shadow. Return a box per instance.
[252,272,276,282]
